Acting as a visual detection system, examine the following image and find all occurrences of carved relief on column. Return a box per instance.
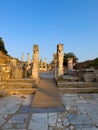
[32,45,39,79]
[57,44,64,78]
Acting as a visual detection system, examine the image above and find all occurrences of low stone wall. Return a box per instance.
[73,69,98,82]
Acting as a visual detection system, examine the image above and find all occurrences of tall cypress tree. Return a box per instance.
[0,37,8,54]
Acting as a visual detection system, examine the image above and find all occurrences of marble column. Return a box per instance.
[32,45,39,79]
[67,58,73,71]
[27,53,31,65]
[57,44,64,78]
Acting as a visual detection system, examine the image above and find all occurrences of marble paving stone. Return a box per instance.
[16,123,27,129]
[22,95,33,106]
[77,103,90,114]
[49,126,53,130]
[64,94,78,97]
[62,96,80,103]
[29,113,48,130]
[0,118,6,127]
[48,113,57,126]
[82,128,98,130]
[8,114,29,123]
[56,121,63,128]
[92,93,98,99]
[2,123,13,129]
[0,93,98,130]
[0,114,7,126]
[0,96,23,114]
[63,118,69,126]
[2,129,26,130]
[75,124,98,129]
[67,114,95,125]
[78,94,94,100]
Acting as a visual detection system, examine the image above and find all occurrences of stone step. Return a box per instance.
[8,88,37,95]
[0,82,6,89]
[5,83,34,89]
[59,87,98,93]
[57,82,98,88]
[6,79,36,83]
[0,88,36,97]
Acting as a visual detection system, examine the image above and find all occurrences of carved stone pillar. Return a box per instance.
[32,45,39,79]
[57,44,64,78]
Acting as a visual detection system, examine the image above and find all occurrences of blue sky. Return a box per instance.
[0,0,98,63]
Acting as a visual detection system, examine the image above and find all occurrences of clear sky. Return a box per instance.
[0,0,98,63]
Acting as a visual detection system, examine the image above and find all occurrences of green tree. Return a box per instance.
[89,57,98,67]
[63,52,78,67]
[0,37,8,54]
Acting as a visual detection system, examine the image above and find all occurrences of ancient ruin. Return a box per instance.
[0,42,98,96]
[0,41,98,130]
[31,45,39,80]
[67,57,73,72]
[57,44,64,78]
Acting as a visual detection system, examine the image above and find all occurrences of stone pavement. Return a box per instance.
[0,93,98,130]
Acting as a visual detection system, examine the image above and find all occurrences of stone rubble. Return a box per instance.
[0,93,98,130]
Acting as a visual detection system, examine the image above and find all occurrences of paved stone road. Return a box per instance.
[0,93,98,130]
[32,78,64,110]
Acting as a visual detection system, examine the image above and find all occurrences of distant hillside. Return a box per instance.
[75,57,98,70]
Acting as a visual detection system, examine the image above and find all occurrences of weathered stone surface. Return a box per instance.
[48,113,57,126]
[32,45,39,79]
[16,123,27,129]
[57,44,64,78]
[2,123,13,129]
[22,95,33,105]
[67,114,95,124]
[67,58,73,71]
[0,93,98,130]
[0,95,23,114]
[29,113,48,130]
[0,114,7,126]
[63,118,69,126]
[8,114,29,123]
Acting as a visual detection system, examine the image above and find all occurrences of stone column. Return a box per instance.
[21,53,24,62]
[32,45,39,79]
[53,53,57,79]
[27,53,31,65]
[67,58,73,71]
[57,44,64,78]
[44,58,47,71]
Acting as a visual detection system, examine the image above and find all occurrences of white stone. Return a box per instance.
[22,95,32,105]
[29,113,48,130]
[56,122,63,128]
[66,105,71,110]
[70,125,75,130]
[8,114,29,123]
[48,113,57,126]
[58,118,62,122]
[63,118,69,126]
